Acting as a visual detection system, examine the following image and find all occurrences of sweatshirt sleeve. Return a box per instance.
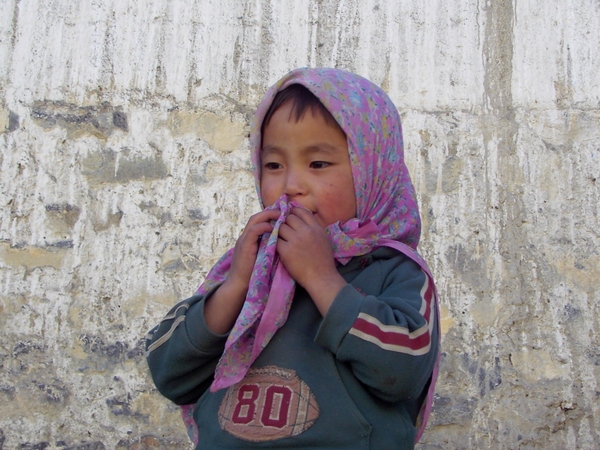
[315,255,439,404]
[145,286,227,405]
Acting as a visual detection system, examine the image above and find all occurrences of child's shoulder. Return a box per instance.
[354,247,420,272]
[344,247,425,291]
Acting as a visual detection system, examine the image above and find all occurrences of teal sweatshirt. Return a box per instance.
[146,248,438,449]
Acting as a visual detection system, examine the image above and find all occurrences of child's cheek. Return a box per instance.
[260,180,279,208]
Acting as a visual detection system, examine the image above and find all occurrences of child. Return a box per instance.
[146,68,440,449]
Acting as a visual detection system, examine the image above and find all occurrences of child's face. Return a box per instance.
[260,101,357,228]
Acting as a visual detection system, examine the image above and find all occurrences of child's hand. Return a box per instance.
[277,207,347,316]
[277,207,335,285]
[205,208,280,334]
[227,208,281,294]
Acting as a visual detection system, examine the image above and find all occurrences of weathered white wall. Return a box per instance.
[0,0,598,448]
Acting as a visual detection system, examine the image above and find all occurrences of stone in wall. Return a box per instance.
[31,101,128,139]
[0,106,19,133]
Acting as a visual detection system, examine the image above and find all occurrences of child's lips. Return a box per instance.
[289,202,315,214]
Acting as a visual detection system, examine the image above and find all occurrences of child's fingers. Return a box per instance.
[289,207,315,221]
[244,209,280,228]
[277,222,292,242]
[239,210,279,238]
[288,207,321,229]
[244,221,273,239]
[228,213,277,289]
[281,213,304,231]
[278,213,323,243]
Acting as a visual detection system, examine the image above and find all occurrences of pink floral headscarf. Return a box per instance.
[181,67,440,444]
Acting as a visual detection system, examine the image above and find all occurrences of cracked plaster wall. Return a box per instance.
[0,0,599,449]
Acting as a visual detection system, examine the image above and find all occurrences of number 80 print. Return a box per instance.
[218,366,320,442]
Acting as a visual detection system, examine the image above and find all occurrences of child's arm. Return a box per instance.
[146,208,280,403]
[278,208,437,403]
[145,292,226,404]
[316,256,438,403]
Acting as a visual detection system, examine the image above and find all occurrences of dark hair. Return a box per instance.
[261,84,345,137]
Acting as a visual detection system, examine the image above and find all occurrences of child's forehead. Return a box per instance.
[261,84,344,133]
[261,104,349,154]
[267,102,342,128]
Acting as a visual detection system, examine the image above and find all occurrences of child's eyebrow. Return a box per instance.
[301,144,343,155]
[260,145,280,155]
[261,143,344,156]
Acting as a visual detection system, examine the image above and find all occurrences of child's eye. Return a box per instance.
[263,162,282,170]
[310,161,330,169]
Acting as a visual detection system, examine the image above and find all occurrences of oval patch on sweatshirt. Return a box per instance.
[218,365,320,442]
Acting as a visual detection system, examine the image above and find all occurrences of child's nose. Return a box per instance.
[283,169,306,197]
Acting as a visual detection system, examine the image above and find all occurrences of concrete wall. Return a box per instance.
[0,0,598,448]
